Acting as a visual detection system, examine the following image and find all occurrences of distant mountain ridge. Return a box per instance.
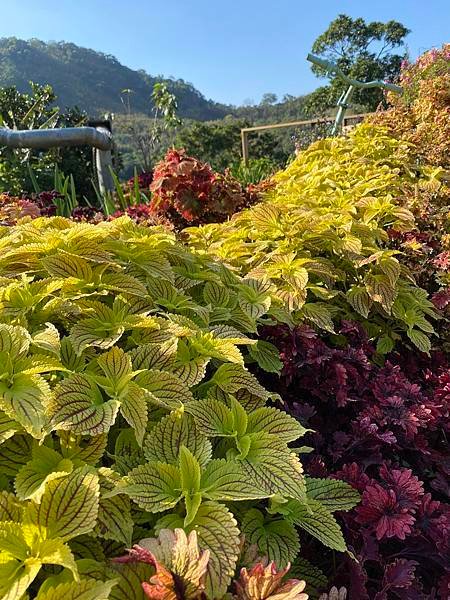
[0,37,233,120]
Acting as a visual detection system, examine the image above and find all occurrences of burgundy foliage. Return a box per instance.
[149,148,255,228]
[263,322,450,599]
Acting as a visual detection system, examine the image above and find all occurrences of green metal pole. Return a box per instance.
[332,84,356,136]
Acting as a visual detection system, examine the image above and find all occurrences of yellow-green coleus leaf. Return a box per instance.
[94,468,133,547]
[0,373,50,439]
[15,444,73,502]
[108,462,182,513]
[0,521,78,600]
[305,477,360,512]
[135,369,194,411]
[282,498,347,552]
[239,434,306,501]
[185,398,236,437]
[241,508,300,568]
[212,363,272,401]
[143,413,211,467]
[25,466,100,541]
[36,579,117,600]
[246,407,310,443]
[50,374,120,436]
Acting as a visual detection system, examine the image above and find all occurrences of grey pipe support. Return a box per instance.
[0,126,112,150]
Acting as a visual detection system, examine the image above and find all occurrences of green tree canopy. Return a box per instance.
[306,14,410,114]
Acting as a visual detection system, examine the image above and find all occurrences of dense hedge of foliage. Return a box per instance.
[187,123,444,354]
[0,216,360,599]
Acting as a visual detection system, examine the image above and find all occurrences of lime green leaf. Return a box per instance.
[248,340,283,374]
[240,435,306,501]
[285,498,347,552]
[173,356,209,387]
[31,323,61,356]
[59,432,108,465]
[95,347,134,396]
[301,303,335,333]
[15,445,73,501]
[203,281,230,307]
[69,304,124,355]
[185,399,236,437]
[130,340,177,371]
[60,337,86,372]
[35,537,78,577]
[0,373,49,439]
[95,468,133,547]
[306,477,360,511]
[0,324,31,357]
[247,407,309,443]
[201,459,268,501]
[50,374,120,436]
[143,413,211,467]
[179,446,201,496]
[135,369,194,411]
[36,579,117,600]
[0,556,41,600]
[346,286,372,319]
[108,562,154,600]
[0,434,32,477]
[212,363,271,400]
[0,491,23,521]
[190,332,244,365]
[366,274,397,313]
[241,508,299,567]
[101,273,148,297]
[120,383,148,446]
[0,412,20,445]
[376,334,394,355]
[407,328,431,354]
[111,463,182,513]
[42,253,93,280]
[289,558,328,594]
[26,466,100,541]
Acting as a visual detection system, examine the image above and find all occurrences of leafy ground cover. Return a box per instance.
[0,45,448,600]
[0,216,358,599]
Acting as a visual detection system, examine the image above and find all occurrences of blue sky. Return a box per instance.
[1,0,448,105]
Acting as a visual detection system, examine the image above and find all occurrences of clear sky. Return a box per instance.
[0,0,448,105]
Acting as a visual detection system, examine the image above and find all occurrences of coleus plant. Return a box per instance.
[114,528,309,600]
[0,216,358,599]
[186,123,444,354]
[150,149,250,227]
[262,321,450,598]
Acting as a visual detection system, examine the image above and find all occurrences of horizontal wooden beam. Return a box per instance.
[240,112,371,134]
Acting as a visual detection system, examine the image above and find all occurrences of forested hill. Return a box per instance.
[0,37,234,120]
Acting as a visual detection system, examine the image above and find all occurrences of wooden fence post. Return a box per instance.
[241,130,249,165]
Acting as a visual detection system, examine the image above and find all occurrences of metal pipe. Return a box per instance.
[307,53,403,94]
[0,126,112,151]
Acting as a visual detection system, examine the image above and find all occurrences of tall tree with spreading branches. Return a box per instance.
[305,15,410,115]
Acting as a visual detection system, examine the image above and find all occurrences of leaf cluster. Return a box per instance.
[0,216,357,599]
[187,124,440,354]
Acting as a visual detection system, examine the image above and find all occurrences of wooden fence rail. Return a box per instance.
[241,112,371,163]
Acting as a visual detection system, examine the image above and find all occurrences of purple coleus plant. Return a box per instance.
[262,321,450,599]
